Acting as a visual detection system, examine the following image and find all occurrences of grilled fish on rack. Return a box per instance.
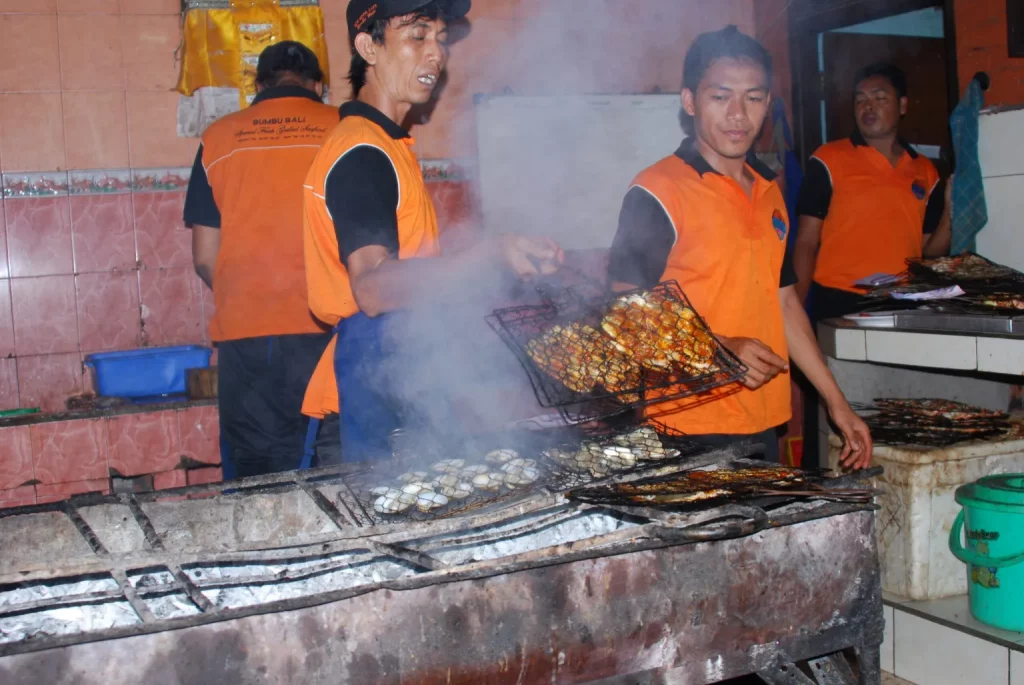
[600,291,716,372]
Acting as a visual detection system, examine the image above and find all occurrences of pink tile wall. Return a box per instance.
[0,189,210,411]
[0,403,222,508]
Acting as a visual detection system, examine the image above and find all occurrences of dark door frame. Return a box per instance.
[787,0,958,163]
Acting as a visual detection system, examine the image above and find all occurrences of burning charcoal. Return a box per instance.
[431,459,465,473]
[439,482,473,499]
[472,472,505,491]
[397,471,429,483]
[373,488,416,514]
[415,490,449,512]
[485,449,519,464]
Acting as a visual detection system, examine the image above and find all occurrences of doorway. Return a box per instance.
[789,0,958,172]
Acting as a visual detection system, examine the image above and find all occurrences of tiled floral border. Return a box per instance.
[2,159,473,198]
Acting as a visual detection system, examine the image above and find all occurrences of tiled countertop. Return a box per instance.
[818,320,1024,376]
[0,398,217,428]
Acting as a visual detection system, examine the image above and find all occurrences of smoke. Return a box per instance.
[365,3,730,449]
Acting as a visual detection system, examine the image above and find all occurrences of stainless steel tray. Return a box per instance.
[893,311,1024,335]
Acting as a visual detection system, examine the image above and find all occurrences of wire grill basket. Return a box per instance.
[487,280,747,423]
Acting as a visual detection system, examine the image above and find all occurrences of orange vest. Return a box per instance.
[812,139,939,292]
[634,152,791,435]
[200,89,338,341]
[301,111,440,418]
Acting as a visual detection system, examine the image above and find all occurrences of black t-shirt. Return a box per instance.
[324,101,412,264]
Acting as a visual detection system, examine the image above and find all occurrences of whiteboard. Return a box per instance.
[474,94,686,250]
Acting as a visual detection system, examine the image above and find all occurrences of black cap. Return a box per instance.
[255,41,324,86]
[347,0,470,38]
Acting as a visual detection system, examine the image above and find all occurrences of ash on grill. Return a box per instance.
[859,397,1011,447]
[487,280,747,422]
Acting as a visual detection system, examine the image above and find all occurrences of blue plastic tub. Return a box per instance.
[84,346,213,400]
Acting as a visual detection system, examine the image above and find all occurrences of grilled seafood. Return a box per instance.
[439,481,474,499]
[432,459,465,473]
[373,488,417,514]
[472,472,506,491]
[415,490,449,511]
[525,324,606,393]
[600,291,716,372]
[397,471,429,483]
[485,449,519,464]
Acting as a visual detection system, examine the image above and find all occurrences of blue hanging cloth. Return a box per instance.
[949,79,988,254]
[770,99,803,250]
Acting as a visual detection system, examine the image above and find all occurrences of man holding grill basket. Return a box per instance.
[607,26,872,469]
[300,0,563,462]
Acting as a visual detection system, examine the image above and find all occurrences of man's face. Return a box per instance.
[682,57,771,160]
[372,14,449,105]
[854,75,906,139]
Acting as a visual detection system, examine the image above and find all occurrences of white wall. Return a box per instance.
[975,108,1024,271]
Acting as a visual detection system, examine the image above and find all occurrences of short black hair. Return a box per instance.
[348,1,448,96]
[853,63,908,99]
[256,41,324,88]
[682,25,773,93]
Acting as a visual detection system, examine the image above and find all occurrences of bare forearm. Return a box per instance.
[352,242,493,316]
[194,264,214,290]
[780,287,845,408]
[923,216,951,257]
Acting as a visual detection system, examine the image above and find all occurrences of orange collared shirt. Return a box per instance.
[184,86,339,341]
[301,101,440,418]
[608,139,795,436]
[800,133,940,293]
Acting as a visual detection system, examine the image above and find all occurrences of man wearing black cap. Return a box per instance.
[300,0,564,460]
[184,41,340,477]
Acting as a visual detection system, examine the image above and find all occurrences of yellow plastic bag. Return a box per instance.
[177,0,330,108]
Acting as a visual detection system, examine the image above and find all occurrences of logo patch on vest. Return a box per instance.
[911,180,927,200]
[771,209,787,241]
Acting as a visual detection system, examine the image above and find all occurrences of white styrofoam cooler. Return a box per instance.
[829,435,1024,600]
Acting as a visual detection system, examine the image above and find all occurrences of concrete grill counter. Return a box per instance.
[0,448,883,685]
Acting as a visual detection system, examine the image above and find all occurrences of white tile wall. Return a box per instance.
[1011,649,1024,685]
[977,109,1024,273]
[864,331,977,370]
[882,604,896,674]
[978,336,1024,376]
[978,109,1024,179]
[893,608,1010,685]
[977,175,1024,273]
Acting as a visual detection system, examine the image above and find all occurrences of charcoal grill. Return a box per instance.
[0,440,884,685]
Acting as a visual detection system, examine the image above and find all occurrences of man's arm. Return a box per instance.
[183,144,221,290]
[779,285,873,468]
[793,157,832,303]
[326,147,561,317]
[922,175,953,257]
[192,225,220,289]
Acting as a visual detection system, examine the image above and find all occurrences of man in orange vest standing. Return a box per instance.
[184,42,339,477]
[608,26,872,468]
[302,0,563,461]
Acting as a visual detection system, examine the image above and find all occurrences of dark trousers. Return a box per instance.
[217,333,331,478]
[687,428,780,463]
[800,282,869,470]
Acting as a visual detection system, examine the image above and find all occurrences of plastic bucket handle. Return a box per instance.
[948,509,1024,569]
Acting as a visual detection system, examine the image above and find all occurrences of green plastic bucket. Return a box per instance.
[949,473,1024,631]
